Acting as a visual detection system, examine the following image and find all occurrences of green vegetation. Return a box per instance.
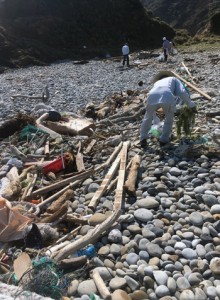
[176,105,196,139]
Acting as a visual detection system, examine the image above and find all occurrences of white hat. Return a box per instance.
[163,37,166,41]
[152,70,175,83]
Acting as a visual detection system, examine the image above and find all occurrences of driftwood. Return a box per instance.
[106,159,132,194]
[52,226,82,245]
[35,113,62,140]
[97,107,111,119]
[108,102,144,120]
[46,189,74,214]
[44,140,50,156]
[40,202,69,223]
[172,71,212,101]
[11,86,49,102]
[124,154,141,197]
[21,172,38,200]
[83,139,96,154]
[10,145,27,160]
[114,141,130,210]
[181,61,197,85]
[31,168,93,198]
[53,209,122,261]
[0,262,10,274]
[59,255,87,271]
[88,156,121,210]
[206,111,220,118]
[46,241,71,256]
[19,166,36,181]
[76,142,85,172]
[93,271,112,300]
[65,215,88,225]
[37,180,81,209]
[99,107,145,125]
[95,142,123,172]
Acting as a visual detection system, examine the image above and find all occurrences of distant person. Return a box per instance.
[162,37,170,62]
[140,71,197,148]
[122,43,130,67]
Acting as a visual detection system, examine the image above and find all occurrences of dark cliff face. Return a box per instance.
[0,0,175,68]
[141,0,220,35]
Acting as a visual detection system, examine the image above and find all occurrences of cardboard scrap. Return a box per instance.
[46,117,96,136]
[0,198,32,242]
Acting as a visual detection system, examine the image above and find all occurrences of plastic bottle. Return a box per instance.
[71,245,96,258]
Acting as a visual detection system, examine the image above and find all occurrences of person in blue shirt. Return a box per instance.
[122,43,130,67]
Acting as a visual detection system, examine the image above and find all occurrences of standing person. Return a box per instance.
[140,71,197,148]
[162,37,170,62]
[122,43,130,67]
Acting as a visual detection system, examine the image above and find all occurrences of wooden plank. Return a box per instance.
[106,159,132,194]
[172,71,212,101]
[88,156,121,210]
[95,142,123,172]
[114,141,130,210]
[181,61,197,85]
[31,168,93,198]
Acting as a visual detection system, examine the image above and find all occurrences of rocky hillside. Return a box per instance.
[0,0,175,68]
[141,0,220,35]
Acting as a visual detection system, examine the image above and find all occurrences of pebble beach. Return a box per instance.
[1,46,220,300]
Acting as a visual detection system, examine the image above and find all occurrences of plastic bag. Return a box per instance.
[158,54,164,62]
[149,121,164,138]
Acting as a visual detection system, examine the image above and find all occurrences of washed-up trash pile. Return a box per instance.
[0,64,220,300]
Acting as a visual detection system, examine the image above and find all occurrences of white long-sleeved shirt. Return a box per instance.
[147,77,196,108]
[122,44,129,55]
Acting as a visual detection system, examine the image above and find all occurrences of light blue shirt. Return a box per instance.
[122,45,129,55]
[148,77,196,108]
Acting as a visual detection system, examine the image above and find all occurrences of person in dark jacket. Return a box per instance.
[162,37,170,62]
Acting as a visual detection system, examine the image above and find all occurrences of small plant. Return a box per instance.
[176,105,195,139]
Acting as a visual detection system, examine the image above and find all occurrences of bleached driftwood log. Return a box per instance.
[93,271,112,300]
[11,86,50,102]
[52,209,122,261]
[40,202,69,223]
[124,154,141,197]
[46,189,74,214]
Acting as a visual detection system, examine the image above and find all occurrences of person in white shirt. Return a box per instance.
[140,71,197,148]
[122,43,130,66]
[162,37,170,62]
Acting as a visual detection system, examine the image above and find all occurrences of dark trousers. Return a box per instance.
[163,49,168,61]
[123,54,129,66]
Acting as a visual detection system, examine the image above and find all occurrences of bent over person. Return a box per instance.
[140,71,197,148]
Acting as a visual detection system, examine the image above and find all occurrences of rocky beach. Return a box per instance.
[0,46,220,300]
